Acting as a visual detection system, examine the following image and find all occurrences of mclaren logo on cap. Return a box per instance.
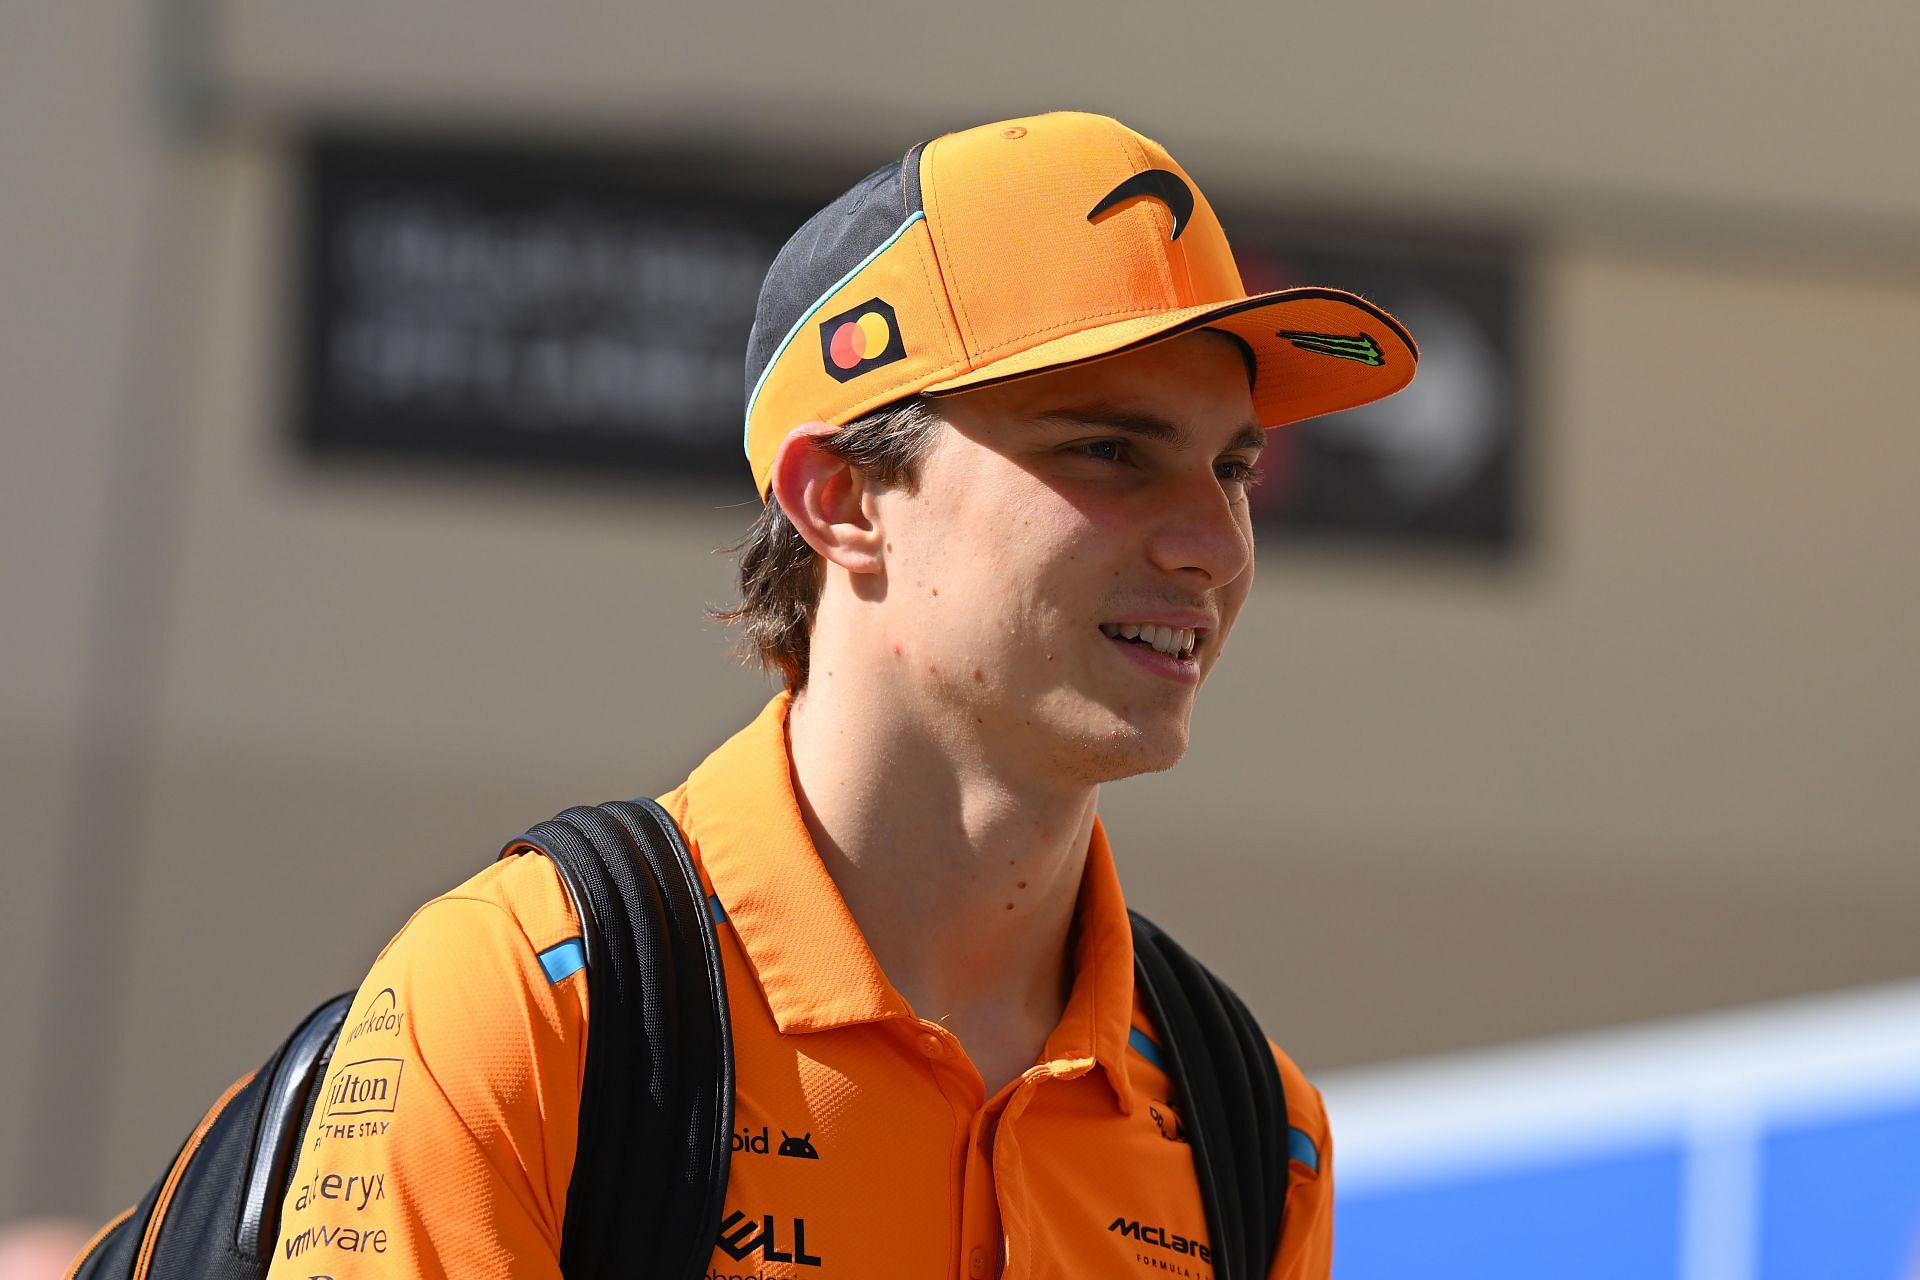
[1087,169,1196,241]
[1278,330,1385,366]
[819,298,907,383]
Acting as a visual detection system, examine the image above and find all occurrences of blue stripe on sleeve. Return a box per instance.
[538,937,586,984]
[1289,1126,1321,1173]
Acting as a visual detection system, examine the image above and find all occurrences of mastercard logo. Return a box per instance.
[817,298,907,383]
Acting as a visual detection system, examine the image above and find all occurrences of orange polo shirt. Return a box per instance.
[266,693,1332,1279]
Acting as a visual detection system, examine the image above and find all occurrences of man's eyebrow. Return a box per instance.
[1032,405,1267,453]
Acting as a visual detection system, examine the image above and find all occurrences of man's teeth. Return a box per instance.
[1099,622,1197,659]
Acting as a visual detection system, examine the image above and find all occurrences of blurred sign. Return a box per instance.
[1323,981,1920,1279]
[297,133,835,480]
[1226,217,1524,553]
[298,133,1524,554]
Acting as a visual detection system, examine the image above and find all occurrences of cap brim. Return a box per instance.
[917,287,1417,429]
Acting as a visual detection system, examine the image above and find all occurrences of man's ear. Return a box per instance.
[768,423,885,576]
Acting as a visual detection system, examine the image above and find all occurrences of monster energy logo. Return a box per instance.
[1277,330,1384,365]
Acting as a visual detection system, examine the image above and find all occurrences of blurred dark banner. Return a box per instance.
[298,132,1524,552]
[1232,222,1524,552]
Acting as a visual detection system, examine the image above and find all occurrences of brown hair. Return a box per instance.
[712,397,943,691]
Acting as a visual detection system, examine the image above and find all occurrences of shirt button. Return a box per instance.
[969,1246,990,1277]
[918,1033,944,1058]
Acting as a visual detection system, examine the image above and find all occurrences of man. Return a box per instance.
[266,111,1415,1279]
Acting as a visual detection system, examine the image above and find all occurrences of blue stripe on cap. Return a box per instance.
[741,210,928,456]
[1289,1126,1321,1173]
[708,894,728,925]
[1128,1026,1167,1072]
[538,938,586,984]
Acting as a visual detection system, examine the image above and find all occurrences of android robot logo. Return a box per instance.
[776,1130,819,1160]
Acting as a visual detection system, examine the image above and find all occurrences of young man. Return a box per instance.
[266,111,1415,1279]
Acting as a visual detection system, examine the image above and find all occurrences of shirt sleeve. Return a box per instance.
[1268,1042,1335,1280]
[265,859,589,1280]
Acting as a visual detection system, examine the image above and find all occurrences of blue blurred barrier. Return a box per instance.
[1321,981,1920,1280]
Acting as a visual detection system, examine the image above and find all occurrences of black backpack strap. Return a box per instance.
[1130,910,1289,1280]
[504,798,734,1280]
[233,991,354,1257]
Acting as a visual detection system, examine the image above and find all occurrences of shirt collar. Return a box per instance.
[683,692,912,1034]
[1039,815,1142,1113]
[683,692,1139,1110]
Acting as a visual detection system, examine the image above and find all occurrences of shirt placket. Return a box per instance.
[984,1062,1085,1280]
[911,1015,1062,1280]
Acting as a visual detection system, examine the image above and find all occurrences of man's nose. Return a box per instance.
[1143,469,1253,586]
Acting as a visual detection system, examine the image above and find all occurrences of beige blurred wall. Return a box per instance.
[4,0,1917,1221]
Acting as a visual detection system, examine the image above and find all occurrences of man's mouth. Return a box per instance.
[1099,622,1198,661]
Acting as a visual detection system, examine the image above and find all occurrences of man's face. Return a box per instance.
[864,331,1263,784]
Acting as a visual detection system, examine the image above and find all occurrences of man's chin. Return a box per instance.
[1069,712,1193,783]
[1115,732,1191,779]
[1010,691,1195,782]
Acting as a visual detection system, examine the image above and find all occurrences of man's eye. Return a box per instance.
[1078,439,1128,463]
[1216,458,1265,489]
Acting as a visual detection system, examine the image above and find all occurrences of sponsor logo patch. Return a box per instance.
[818,298,906,383]
[729,1124,821,1159]
[714,1212,822,1268]
[322,1058,403,1119]
[292,1169,388,1214]
[1277,329,1384,366]
[280,1221,389,1260]
[311,1059,403,1148]
[311,1117,389,1146]
[1148,1100,1188,1144]
[775,1130,819,1160]
[342,988,405,1046]
[1110,1215,1212,1267]
[1087,169,1197,242]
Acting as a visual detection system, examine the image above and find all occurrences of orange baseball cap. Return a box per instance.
[742,110,1418,497]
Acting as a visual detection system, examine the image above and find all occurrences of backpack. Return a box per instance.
[67,800,1290,1280]
[65,799,729,1280]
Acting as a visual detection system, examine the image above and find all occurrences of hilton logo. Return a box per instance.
[322,1059,403,1119]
